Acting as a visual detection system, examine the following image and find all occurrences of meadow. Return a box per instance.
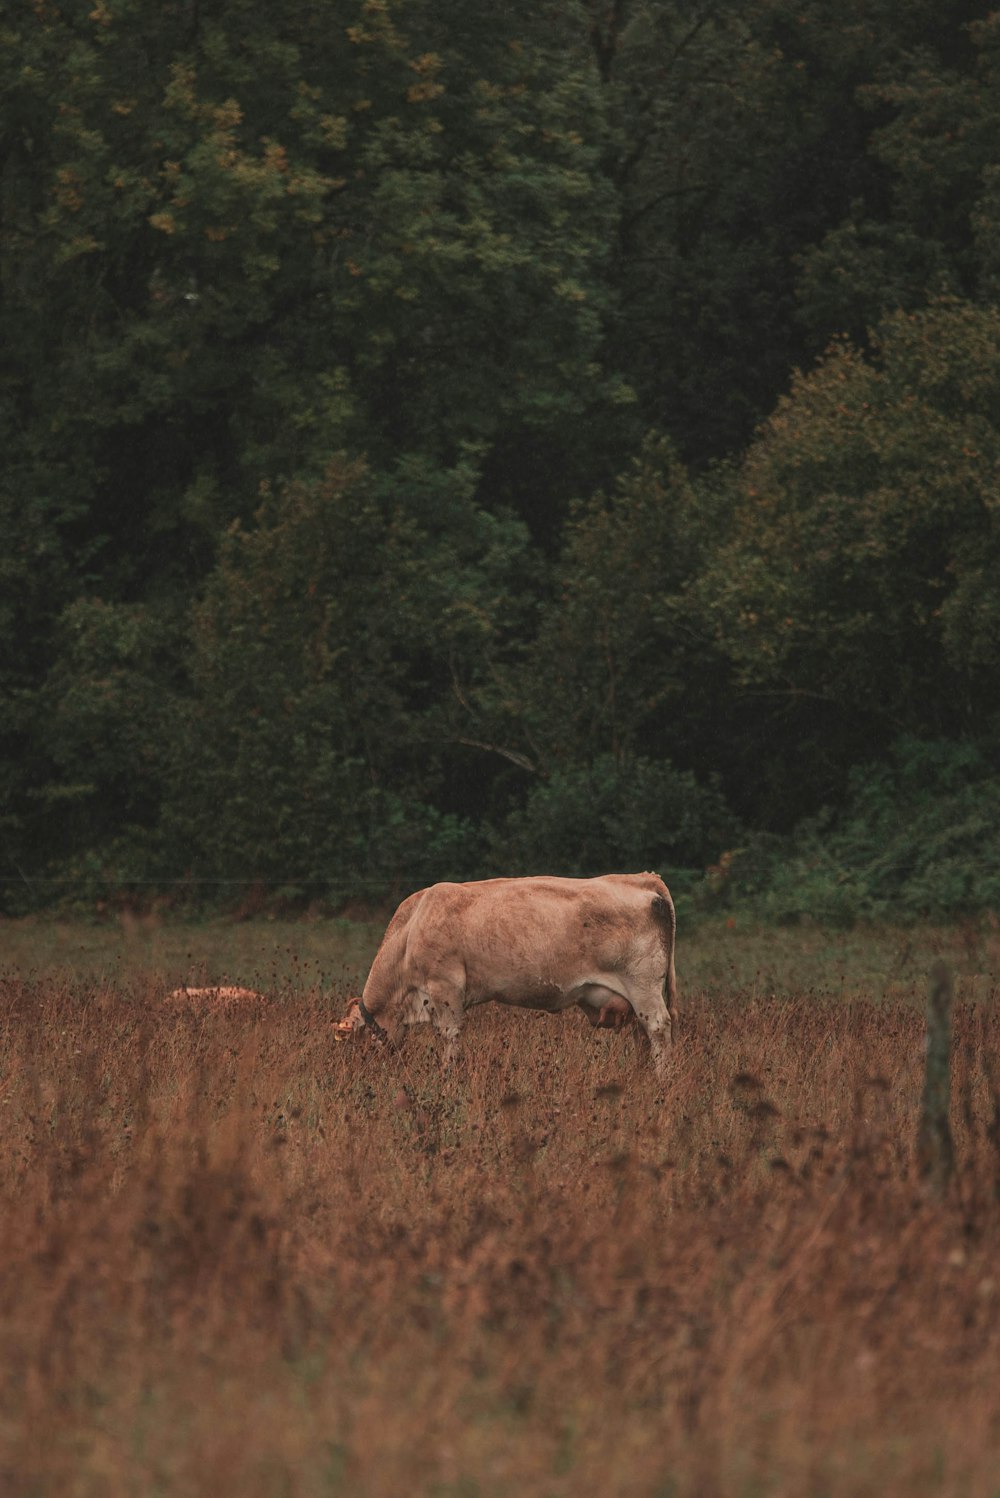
[1,914,998,1497]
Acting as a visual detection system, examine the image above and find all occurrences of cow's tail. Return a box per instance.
[650,889,678,1034]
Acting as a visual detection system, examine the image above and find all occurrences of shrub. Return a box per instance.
[491,753,737,884]
[716,737,1000,924]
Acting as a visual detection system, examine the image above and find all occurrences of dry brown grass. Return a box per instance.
[1,947,998,1496]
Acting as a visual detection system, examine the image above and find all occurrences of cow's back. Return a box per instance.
[399,874,671,993]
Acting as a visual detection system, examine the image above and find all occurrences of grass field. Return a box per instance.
[1,914,999,1496]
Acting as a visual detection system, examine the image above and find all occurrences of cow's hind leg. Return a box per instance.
[625,984,676,1081]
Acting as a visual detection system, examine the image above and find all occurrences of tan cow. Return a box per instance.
[332,873,677,1077]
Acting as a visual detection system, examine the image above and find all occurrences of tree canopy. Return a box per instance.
[3,0,999,918]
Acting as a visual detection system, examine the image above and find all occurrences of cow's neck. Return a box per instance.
[357,995,388,1040]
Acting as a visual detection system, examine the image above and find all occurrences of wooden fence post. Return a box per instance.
[916,959,955,1198]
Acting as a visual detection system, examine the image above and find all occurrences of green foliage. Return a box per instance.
[336,0,619,464]
[0,0,618,893]
[36,598,178,825]
[164,456,523,893]
[699,300,1000,749]
[797,11,1000,341]
[594,0,977,458]
[0,0,619,548]
[493,753,737,883]
[509,438,732,775]
[0,599,181,905]
[716,739,1000,925]
[3,1,1000,914]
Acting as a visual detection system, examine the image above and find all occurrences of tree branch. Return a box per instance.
[590,0,630,85]
[454,737,537,774]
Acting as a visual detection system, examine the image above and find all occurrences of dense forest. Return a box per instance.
[3,0,999,920]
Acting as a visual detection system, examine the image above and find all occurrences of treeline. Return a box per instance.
[3,0,999,919]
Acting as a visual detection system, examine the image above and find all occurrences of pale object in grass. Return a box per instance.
[166,985,267,1005]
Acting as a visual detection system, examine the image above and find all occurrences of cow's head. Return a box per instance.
[332,996,390,1045]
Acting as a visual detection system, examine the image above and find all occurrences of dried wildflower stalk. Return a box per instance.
[916,959,955,1197]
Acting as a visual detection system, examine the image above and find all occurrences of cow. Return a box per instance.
[332,873,677,1077]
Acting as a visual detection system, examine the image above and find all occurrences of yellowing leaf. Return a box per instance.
[407,81,444,104]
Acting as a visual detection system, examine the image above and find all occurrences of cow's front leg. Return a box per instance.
[417,982,465,1068]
